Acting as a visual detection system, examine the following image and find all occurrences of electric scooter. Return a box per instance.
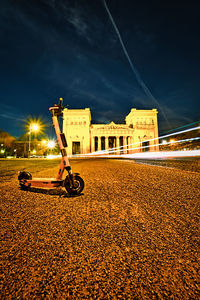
[18,98,84,195]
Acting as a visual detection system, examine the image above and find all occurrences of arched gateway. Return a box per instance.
[63,108,159,155]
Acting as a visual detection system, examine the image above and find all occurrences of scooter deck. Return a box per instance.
[31,178,61,181]
[21,178,64,188]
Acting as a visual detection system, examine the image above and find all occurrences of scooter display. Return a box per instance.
[18,98,84,195]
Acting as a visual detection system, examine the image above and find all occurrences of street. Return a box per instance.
[0,158,199,299]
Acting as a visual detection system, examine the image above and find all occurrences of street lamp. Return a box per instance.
[28,123,40,158]
[169,139,175,143]
[41,139,48,146]
[47,140,56,149]
[47,140,56,157]
[161,140,167,145]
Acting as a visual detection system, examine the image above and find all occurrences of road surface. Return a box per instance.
[0,159,199,299]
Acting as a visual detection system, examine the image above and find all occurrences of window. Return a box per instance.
[142,141,150,152]
[72,142,80,155]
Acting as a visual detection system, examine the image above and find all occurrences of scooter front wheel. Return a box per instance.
[64,174,84,195]
[18,171,32,190]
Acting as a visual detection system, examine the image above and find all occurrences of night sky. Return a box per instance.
[0,0,200,138]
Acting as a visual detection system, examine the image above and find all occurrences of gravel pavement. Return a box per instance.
[0,159,199,299]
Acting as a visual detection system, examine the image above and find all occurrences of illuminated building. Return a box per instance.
[63,108,159,155]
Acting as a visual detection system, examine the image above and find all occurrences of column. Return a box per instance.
[91,136,95,153]
[98,136,101,151]
[116,136,120,155]
[129,136,133,154]
[149,137,154,152]
[127,136,130,154]
[105,136,109,153]
[138,137,142,152]
[123,136,127,154]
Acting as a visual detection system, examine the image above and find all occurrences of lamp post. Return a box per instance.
[28,123,40,158]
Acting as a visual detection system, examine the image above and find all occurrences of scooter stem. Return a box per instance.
[49,99,71,180]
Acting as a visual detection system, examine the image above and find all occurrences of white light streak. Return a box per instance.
[75,136,200,159]
[77,126,200,157]
[75,150,200,160]
[123,150,200,159]
[107,137,200,155]
[46,154,61,159]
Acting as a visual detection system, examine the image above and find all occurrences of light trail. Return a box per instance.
[102,0,170,126]
[109,137,200,154]
[77,125,200,157]
[75,136,200,158]
[123,149,200,159]
[77,150,200,160]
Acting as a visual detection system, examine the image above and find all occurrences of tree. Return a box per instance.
[0,130,16,157]
[0,130,16,147]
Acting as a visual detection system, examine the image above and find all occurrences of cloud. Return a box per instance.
[130,96,155,108]
[162,105,192,123]
[89,69,142,102]
[0,113,24,122]
[68,9,86,36]
[0,0,58,46]
[70,87,116,108]
[0,104,26,122]
[43,0,55,8]
[135,26,155,44]
[159,89,195,124]
[93,72,131,97]
[94,109,125,124]
[67,7,92,44]
[42,0,92,44]
[157,104,193,132]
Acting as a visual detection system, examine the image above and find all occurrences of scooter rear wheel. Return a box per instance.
[64,174,84,195]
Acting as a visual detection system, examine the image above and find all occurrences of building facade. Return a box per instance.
[63,108,159,155]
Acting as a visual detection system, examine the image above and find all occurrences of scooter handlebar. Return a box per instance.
[58,97,63,108]
[49,98,64,115]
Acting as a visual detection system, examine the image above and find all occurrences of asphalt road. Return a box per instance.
[0,159,199,299]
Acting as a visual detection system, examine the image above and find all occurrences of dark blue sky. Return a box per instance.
[0,0,200,137]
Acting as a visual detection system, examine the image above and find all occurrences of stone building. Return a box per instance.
[63,108,159,155]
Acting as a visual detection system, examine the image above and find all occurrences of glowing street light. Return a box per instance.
[161,140,167,145]
[31,123,40,132]
[47,140,56,149]
[41,139,48,145]
[47,140,56,157]
[170,139,175,144]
